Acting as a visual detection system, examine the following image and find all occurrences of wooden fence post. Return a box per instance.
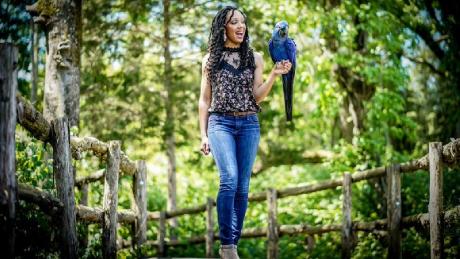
[386,164,401,259]
[133,160,147,251]
[79,183,89,249]
[267,188,278,259]
[0,43,18,259]
[341,172,352,259]
[429,142,443,259]
[206,197,214,258]
[51,118,78,258]
[102,141,120,259]
[158,211,166,257]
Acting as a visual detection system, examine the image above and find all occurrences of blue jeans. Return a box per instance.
[207,113,260,245]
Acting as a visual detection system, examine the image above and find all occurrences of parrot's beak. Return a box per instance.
[279,28,287,37]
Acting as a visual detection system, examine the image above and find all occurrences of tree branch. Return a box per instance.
[381,1,445,60]
[402,53,445,77]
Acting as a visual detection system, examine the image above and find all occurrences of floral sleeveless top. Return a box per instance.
[208,48,261,113]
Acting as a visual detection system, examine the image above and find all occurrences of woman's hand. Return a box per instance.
[200,136,210,155]
[272,60,292,76]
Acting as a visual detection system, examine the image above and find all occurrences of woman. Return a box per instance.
[198,6,292,258]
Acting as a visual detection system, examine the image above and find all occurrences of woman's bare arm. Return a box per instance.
[198,53,211,155]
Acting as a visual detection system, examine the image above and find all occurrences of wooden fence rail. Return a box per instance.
[2,43,460,258]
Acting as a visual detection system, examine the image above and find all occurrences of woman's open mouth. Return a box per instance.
[235,31,244,39]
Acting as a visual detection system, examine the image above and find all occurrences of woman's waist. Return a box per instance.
[208,111,259,123]
[211,111,256,117]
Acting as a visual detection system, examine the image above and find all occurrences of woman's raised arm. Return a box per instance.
[252,52,291,103]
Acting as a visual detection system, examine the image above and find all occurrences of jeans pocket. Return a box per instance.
[209,114,223,121]
[248,114,259,124]
[208,115,221,132]
[208,115,218,125]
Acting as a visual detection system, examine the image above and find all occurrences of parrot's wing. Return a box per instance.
[268,39,276,63]
[286,38,297,66]
[286,38,296,85]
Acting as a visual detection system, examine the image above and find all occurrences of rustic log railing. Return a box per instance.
[141,140,459,259]
[14,96,146,258]
[1,43,460,258]
[0,44,149,258]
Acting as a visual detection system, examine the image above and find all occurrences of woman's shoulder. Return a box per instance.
[253,51,262,58]
[253,51,263,66]
[201,53,210,71]
[202,52,210,63]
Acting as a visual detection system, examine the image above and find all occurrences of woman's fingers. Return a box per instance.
[276,62,284,70]
[279,60,292,72]
[201,143,210,155]
[283,60,292,69]
[201,144,206,154]
[273,61,292,75]
[281,62,291,74]
[201,147,208,155]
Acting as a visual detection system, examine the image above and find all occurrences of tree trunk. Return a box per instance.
[321,0,375,144]
[0,43,18,259]
[162,0,178,239]
[335,11,374,144]
[31,0,81,128]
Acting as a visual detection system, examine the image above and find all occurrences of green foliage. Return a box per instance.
[16,131,54,192]
[15,201,60,258]
[352,232,386,259]
[14,130,59,256]
[80,225,103,258]
[4,0,460,257]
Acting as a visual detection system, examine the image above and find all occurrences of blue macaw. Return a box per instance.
[268,20,297,121]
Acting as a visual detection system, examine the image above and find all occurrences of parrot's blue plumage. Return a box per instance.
[268,20,297,121]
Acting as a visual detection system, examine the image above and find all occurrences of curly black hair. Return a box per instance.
[205,6,255,83]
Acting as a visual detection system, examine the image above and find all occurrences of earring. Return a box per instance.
[223,31,227,42]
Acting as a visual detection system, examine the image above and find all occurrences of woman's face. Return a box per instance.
[225,10,246,45]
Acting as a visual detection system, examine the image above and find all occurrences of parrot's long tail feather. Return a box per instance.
[282,74,293,121]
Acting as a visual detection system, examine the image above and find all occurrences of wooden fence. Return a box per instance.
[1,43,146,258]
[140,141,459,259]
[1,43,460,259]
